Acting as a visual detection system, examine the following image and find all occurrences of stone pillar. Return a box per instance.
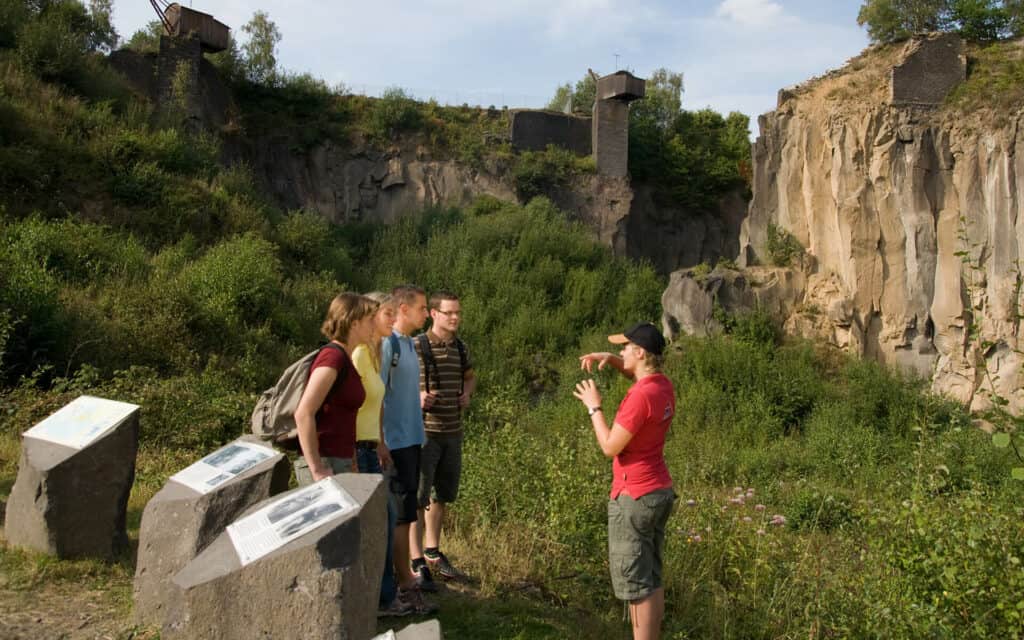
[133,436,291,627]
[4,396,139,560]
[593,99,630,177]
[163,474,388,640]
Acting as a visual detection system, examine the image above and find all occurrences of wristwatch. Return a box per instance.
[588,406,602,416]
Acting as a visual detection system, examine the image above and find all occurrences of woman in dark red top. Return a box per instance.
[294,292,377,485]
[575,322,676,640]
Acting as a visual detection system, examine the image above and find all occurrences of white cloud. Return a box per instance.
[715,0,787,27]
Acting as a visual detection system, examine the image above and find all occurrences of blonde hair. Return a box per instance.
[321,292,377,343]
[364,291,394,368]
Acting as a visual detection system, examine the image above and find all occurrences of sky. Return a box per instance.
[112,1,870,137]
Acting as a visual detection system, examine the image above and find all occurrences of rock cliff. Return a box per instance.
[667,35,1023,413]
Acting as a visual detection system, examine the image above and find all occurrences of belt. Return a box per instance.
[355,440,378,450]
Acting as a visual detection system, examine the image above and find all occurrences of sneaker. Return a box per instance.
[399,587,439,615]
[425,551,467,581]
[412,562,439,592]
[377,593,414,618]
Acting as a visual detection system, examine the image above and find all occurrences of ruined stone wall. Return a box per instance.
[156,35,201,120]
[509,110,591,155]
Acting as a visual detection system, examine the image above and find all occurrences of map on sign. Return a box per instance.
[22,395,139,450]
[227,478,359,566]
[170,441,277,494]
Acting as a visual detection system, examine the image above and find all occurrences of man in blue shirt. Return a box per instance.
[380,284,436,613]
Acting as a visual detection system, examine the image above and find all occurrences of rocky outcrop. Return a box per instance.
[728,34,1024,412]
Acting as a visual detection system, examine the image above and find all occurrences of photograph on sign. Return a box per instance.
[169,441,275,494]
[22,395,139,450]
[227,479,359,566]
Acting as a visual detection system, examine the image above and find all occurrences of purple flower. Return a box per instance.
[729,497,745,505]
[770,514,787,526]
[742,516,753,523]
[756,528,766,536]
[754,504,766,512]
[692,534,702,542]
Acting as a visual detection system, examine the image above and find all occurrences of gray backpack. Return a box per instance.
[250,343,347,448]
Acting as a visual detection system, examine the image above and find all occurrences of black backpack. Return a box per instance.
[416,333,468,394]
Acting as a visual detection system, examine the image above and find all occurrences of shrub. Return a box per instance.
[512,145,590,201]
[179,233,283,331]
[4,216,148,283]
[766,222,803,266]
[109,160,165,206]
[366,86,422,141]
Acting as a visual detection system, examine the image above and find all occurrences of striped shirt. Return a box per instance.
[415,331,472,435]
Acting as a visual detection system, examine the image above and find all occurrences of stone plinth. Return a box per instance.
[162,474,387,640]
[133,436,291,627]
[4,398,139,559]
[593,98,630,177]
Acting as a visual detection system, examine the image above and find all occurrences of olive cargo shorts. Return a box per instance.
[607,488,676,601]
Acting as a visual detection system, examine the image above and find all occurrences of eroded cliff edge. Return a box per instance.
[683,35,1023,412]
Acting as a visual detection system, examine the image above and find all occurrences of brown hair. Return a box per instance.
[391,284,425,308]
[428,290,459,310]
[321,292,377,342]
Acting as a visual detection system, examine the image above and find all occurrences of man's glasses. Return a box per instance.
[435,310,461,317]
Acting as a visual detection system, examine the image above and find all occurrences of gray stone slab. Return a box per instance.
[396,619,443,640]
[162,473,387,640]
[133,435,290,627]
[3,399,139,559]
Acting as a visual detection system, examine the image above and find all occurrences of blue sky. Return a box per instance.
[113,1,869,136]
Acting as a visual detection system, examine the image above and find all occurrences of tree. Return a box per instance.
[241,10,281,86]
[125,19,163,54]
[950,0,1010,40]
[86,0,116,52]
[546,83,573,112]
[629,68,683,131]
[857,0,1017,42]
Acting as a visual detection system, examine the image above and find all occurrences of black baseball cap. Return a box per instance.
[608,322,666,355]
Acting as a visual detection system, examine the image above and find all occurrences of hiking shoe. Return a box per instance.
[377,593,414,618]
[426,551,467,581]
[399,587,439,615]
[412,562,439,592]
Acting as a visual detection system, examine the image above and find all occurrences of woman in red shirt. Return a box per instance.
[575,322,676,640]
[294,292,378,485]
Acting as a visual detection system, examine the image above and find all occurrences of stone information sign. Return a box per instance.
[226,478,359,566]
[22,395,139,450]
[169,440,276,494]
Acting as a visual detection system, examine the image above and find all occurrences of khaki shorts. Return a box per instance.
[293,456,352,486]
[607,488,676,601]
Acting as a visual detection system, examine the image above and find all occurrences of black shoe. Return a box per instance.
[426,550,468,581]
[412,562,439,592]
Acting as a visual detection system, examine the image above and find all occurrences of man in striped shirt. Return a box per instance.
[409,290,476,589]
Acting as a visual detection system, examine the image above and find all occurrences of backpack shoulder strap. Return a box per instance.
[386,333,401,389]
[417,333,438,393]
[454,337,468,394]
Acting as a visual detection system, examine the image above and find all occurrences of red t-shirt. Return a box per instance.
[307,345,365,459]
[610,373,675,499]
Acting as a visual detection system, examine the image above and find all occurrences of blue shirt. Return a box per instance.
[380,330,425,450]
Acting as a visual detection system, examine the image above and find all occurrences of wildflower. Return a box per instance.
[686,499,697,507]
[770,514,787,526]
[721,505,728,512]
[754,504,766,512]
[733,486,744,494]
[742,516,753,523]
[692,534,702,543]
[729,497,745,505]
[746,488,755,497]
[756,528,766,536]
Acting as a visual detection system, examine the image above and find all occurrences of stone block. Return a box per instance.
[133,436,291,627]
[378,620,443,639]
[890,33,966,106]
[4,396,139,559]
[163,474,387,640]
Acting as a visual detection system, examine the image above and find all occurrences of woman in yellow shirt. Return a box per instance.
[352,291,396,473]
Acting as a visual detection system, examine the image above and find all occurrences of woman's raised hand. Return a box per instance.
[579,352,613,373]
[573,379,602,410]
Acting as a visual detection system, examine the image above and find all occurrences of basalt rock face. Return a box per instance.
[733,35,1024,412]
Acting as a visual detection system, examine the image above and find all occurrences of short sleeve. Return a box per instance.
[613,387,651,435]
[351,345,376,380]
[379,336,393,384]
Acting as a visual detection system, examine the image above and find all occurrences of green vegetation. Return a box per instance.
[857,0,1024,43]
[1,3,1023,639]
[946,38,1024,122]
[765,222,804,267]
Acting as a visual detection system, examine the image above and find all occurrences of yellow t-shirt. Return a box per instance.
[352,343,385,442]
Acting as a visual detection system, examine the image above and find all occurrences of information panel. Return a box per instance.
[22,395,139,450]
[227,479,359,566]
[170,441,277,494]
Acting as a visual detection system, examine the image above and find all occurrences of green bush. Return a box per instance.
[766,222,803,266]
[275,209,353,278]
[367,86,422,141]
[512,145,591,201]
[109,160,165,206]
[180,233,283,331]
